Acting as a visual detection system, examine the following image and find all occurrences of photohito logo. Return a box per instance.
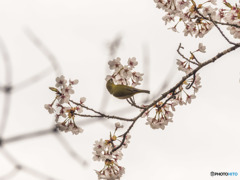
[210,171,238,177]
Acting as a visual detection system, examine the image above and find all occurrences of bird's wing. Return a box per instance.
[112,85,137,99]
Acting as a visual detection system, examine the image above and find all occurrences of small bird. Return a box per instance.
[106,79,150,99]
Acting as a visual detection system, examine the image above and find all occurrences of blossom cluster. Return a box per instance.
[154,0,240,39]
[218,1,240,39]
[93,122,131,180]
[143,43,203,130]
[106,57,144,87]
[44,75,86,135]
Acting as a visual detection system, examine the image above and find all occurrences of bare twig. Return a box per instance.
[107,34,122,57]
[13,67,53,92]
[0,168,19,180]
[54,133,88,166]
[112,119,137,152]
[22,165,60,180]
[24,28,62,75]
[208,15,237,45]
[70,100,134,122]
[2,127,56,145]
[126,98,146,109]
[177,44,199,66]
[186,73,196,90]
[0,38,13,137]
[190,52,201,65]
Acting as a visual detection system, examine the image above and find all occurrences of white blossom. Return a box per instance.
[202,6,217,17]
[44,104,55,114]
[210,0,217,5]
[55,75,67,87]
[71,125,83,135]
[76,106,83,113]
[95,164,125,180]
[80,97,86,104]
[127,57,138,69]
[198,43,206,53]
[115,122,124,129]
[57,93,70,104]
[69,79,79,85]
[120,66,132,79]
[93,139,106,153]
[62,85,74,95]
[186,94,196,104]
[108,57,123,71]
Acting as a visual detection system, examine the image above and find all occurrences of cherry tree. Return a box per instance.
[45,0,240,179]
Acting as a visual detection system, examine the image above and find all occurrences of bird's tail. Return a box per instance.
[137,89,150,94]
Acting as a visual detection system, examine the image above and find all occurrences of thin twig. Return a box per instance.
[186,73,196,89]
[177,44,199,66]
[75,114,103,118]
[70,100,134,122]
[13,67,53,92]
[208,14,237,45]
[112,119,136,152]
[0,168,20,180]
[0,38,13,137]
[2,127,56,145]
[54,133,88,166]
[24,28,62,75]
[213,21,240,29]
[126,98,146,109]
[22,165,60,180]
[192,4,240,29]
[190,51,201,65]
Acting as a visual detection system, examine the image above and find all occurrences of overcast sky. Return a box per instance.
[0,0,240,180]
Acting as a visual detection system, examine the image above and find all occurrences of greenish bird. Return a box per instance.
[106,79,150,99]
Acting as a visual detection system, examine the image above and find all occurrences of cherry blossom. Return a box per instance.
[45,76,86,134]
[127,57,138,69]
[198,43,206,53]
[93,129,131,180]
[108,57,123,71]
[106,57,144,87]
[44,104,55,114]
[55,75,67,87]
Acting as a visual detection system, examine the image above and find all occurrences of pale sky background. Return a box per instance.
[0,0,240,180]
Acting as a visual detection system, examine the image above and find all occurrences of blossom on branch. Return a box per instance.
[198,43,206,53]
[45,75,85,135]
[154,0,240,39]
[144,42,202,130]
[106,57,144,87]
[93,127,131,180]
[44,104,55,114]
[146,102,173,130]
